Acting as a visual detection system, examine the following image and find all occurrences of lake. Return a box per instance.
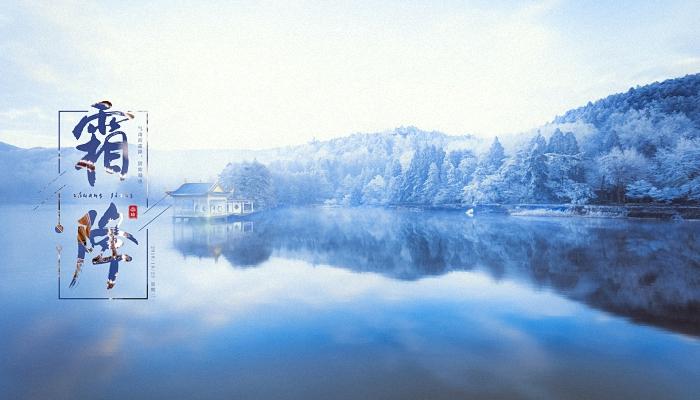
[1,205,699,399]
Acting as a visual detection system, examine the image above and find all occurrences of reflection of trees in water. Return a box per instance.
[172,208,700,337]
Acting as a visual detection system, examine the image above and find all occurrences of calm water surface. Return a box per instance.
[1,205,699,399]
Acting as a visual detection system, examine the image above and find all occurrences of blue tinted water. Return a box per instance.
[1,206,698,399]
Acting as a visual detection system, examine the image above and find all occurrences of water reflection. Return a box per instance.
[172,220,270,266]
[2,205,699,399]
[172,207,700,337]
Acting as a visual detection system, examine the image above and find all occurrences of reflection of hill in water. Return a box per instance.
[172,207,700,337]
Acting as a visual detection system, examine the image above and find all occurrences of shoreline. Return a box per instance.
[466,204,700,220]
[7,202,700,221]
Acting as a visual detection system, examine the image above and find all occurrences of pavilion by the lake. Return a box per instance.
[166,182,254,221]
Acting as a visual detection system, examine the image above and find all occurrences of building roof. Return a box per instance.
[167,182,230,197]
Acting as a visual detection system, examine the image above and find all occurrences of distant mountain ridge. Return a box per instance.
[0,142,19,152]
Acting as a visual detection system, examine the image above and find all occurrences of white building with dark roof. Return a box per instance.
[166,182,254,220]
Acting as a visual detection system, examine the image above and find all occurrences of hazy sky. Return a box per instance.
[1,0,698,150]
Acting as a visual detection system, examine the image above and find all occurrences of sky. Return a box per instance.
[0,0,698,150]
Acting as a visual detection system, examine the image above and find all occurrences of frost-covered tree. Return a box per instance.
[220,161,276,209]
[384,159,403,205]
[362,175,386,205]
[447,150,475,171]
[421,162,441,203]
[543,131,590,203]
[653,138,700,202]
[401,146,445,204]
[547,129,579,155]
[456,155,477,186]
[545,153,591,204]
[473,137,505,181]
[521,134,550,202]
[434,158,461,205]
[596,148,648,202]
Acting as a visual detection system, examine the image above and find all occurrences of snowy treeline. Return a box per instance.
[222,126,482,207]
[218,73,700,207]
[552,73,700,204]
[1,74,695,207]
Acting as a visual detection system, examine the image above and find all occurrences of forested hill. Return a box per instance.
[554,73,700,131]
[220,74,700,207]
[2,73,699,207]
[542,73,700,204]
[219,126,482,207]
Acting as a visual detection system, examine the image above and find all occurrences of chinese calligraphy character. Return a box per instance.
[72,101,133,186]
[70,202,138,290]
